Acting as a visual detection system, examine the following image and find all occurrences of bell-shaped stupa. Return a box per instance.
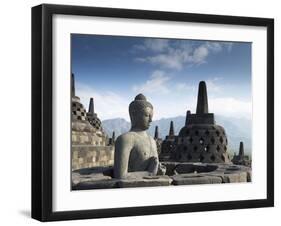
[175,81,231,163]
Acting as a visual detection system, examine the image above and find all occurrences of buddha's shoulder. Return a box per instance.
[115,132,137,142]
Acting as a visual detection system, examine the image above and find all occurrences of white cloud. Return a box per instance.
[205,41,234,53]
[191,45,209,64]
[175,83,196,92]
[151,96,251,120]
[152,97,196,120]
[143,39,169,52]
[204,42,222,52]
[209,97,252,119]
[137,54,184,70]
[134,40,233,70]
[132,38,169,52]
[205,77,222,93]
[132,70,171,94]
[76,83,130,121]
[174,77,222,94]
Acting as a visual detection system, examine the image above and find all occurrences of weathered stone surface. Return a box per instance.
[72,146,114,170]
[73,166,114,176]
[160,161,178,176]
[72,171,172,189]
[203,171,247,183]
[72,162,251,190]
[117,175,172,188]
[202,164,251,183]
[73,178,118,190]
[162,162,251,183]
[175,124,230,163]
[72,166,117,190]
[172,173,222,185]
[174,163,218,174]
[72,166,113,184]
[72,175,172,190]
[72,120,96,133]
[223,171,247,183]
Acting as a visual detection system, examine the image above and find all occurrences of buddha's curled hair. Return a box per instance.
[129,94,153,116]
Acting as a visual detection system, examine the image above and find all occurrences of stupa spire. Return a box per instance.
[169,121,174,137]
[154,126,159,139]
[196,81,209,114]
[112,131,115,144]
[71,73,75,97]
[88,98,94,114]
[185,110,191,126]
[239,141,244,158]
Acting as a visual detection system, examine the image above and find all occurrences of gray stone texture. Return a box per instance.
[208,164,251,182]
[72,167,171,190]
[72,162,251,190]
[72,167,116,190]
[73,178,118,190]
[176,124,230,163]
[172,174,223,185]
[72,146,114,170]
[118,175,172,188]
[163,162,251,183]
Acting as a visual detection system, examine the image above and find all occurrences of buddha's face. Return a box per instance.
[131,107,153,130]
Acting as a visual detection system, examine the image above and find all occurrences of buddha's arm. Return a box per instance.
[114,135,156,179]
[147,137,166,175]
[146,138,159,174]
[147,156,159,174]
[114,135,132,179]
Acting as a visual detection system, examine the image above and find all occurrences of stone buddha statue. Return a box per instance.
[114,94,165,179]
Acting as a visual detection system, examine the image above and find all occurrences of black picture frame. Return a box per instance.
[32,3,274,222]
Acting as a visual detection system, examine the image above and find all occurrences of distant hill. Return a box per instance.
[102,118,130,137]
[102,115,252,155]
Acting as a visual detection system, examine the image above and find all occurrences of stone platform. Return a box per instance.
[72,167,172,190]
[72,162,251,190]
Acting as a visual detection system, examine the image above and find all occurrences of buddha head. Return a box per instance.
[129,94,153,131]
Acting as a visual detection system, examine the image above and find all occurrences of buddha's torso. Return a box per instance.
[127,131,157,172]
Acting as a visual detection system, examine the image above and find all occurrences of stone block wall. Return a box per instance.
[72,145,114,170]
[72,130,107,146]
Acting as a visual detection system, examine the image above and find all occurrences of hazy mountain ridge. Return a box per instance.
[102,118,130,137]
[102,115,252,154]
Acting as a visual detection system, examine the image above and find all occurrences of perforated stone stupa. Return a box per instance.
[159,121,177,160]
[71,74,107,147]
[71,73,114,170]
[175,81,231,163]
[232,141,251,166]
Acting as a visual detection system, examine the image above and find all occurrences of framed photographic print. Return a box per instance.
[32,4,274,221]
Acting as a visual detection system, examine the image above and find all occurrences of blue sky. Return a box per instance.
[72,34,252,121]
